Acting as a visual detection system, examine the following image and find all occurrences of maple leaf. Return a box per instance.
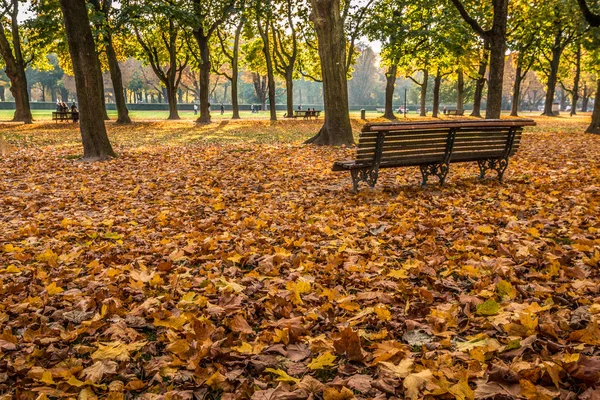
[307,352,337,370]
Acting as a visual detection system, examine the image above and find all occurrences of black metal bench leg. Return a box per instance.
[420,163,449,186]
[350,168,379,192]
[350,169,360,192]
[478,159,509,181]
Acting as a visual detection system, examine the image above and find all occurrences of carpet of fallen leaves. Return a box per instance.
[1,116,600,400]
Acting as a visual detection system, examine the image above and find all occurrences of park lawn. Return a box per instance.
[1,116,599,399]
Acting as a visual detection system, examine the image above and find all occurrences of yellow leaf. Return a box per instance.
[231,341,254,354]
[205,371,226,389]
[307,352,337,370]
[388,269,409,279]
[476,225,494,234]
[265,368,300,383]
[374,304,392,321]
[46,282,64,296]
[153,315,187,330]
[40,371,55,385]
[404,369,434,400]
[448,380,474,400]
[379,359,414,378]
[4,265,21,274]
[526,227,540,238]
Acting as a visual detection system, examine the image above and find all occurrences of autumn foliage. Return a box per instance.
[1,117,599,399]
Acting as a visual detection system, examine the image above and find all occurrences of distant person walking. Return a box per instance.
[220,103,224,115]
[193,104,198,115]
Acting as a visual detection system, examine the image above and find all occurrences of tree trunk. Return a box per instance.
[305,0,353,146]
[285,67,294,117]
[0,85,5,102]
[41,85,46,102]
[432,70,441,118]
[59,0,115,160]
[571,44,581,117]
[383,63,397,120]
[511,63,523,117]
[485,32,507,119]
[231,19,243,119]
[582,83,589,112]
[586,79,600,133]
[166,83,179,120]
[60,86,69,102]
[194,34,211,124]
[106,40,131,124]
[420,70,428,117]
[0,10,33,124]
[97,67,109,120]
[257,22,277,121]
[543,35,562,116]
[457,68,464,113]
[471,40,488,118]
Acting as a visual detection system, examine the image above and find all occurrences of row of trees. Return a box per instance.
[0,0,599,157]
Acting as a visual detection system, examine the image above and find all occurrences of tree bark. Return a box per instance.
[457,67,464,113]
[231,19,243,119]
[432,69,442,118]
[383,63,397,120]
[106,41,131,124]
[285,68,294,117]
[586,79,600,133]
[510,63,522,117]
[542,33,563,116]
[59,0,115,160]
[305,0,353,146]
[420,70,428,117]
[582,83,588,112]
[0,85,5,102]
[486,29,507,119]
[0,8,32,124]
[257,18,277,121]
[195,34,211,123]
[570,44,581,116]
[97,67,109,120]
[471,53,487,118]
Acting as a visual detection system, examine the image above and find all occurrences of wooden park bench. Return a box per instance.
[446,109,464,117]
[293,110,321,120]
[332,119,536,191]
[52,111,77,122]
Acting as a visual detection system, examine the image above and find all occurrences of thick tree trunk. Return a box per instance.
[166,84,179,120]
[432,70,442,118]
[457,68,464,113]
[383,64,397,120]
[485,34,506,119]
[60,87,69,102]
[471,41,489,118]
[420,70,428,117]
[285,68,294,117]
[106,40,131,124]
[511,64,523,117]
[571,45,581,117]
[586,79,600,133]
[0,10,33,124]
[543,36,562,116]
[582,84,589,112]
[59,0,115,160]
[305,0,353,146]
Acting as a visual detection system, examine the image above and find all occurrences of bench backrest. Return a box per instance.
[357,119,536,168]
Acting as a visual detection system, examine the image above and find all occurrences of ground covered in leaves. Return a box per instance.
[1,117,599,400]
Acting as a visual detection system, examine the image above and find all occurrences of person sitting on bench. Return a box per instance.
[71,103,79,123]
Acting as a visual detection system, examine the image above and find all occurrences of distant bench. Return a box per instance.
[333,119,536,191]
[52,111,78,122]
[446,109,464,116]
[295,110,321,119]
